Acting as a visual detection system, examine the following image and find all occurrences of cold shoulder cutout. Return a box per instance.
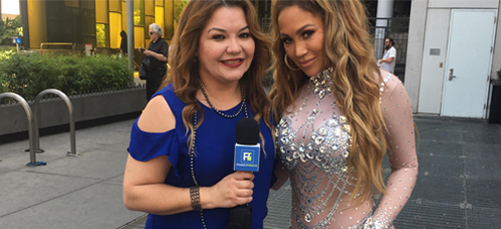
[127,83,276,228]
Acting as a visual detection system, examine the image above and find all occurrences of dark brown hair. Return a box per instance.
[162,0,273,150]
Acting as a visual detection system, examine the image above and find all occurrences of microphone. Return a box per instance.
[234,118,260,172]
[227,118,260,229]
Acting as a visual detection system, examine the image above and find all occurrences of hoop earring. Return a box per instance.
[284,55,299,71]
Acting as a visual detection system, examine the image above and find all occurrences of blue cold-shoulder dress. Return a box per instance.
[128,83,276,229]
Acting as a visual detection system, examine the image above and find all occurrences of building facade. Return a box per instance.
[23,0,500,119]
[405,0,501,119]
[19,0,271,52]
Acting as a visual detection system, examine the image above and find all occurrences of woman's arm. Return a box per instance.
[378,57,394,65]
[371,73,418,227]
[143,50,167,62]
[123,96,255,215]
[123,155,255,215]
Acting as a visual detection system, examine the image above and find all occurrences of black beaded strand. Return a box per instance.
[189,113,207,229]
[199,80,247,119]
[190,81,249,229]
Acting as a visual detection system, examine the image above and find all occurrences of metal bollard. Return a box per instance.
[33,89,77,156]
[0,92,46,166]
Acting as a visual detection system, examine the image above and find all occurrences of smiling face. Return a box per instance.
[197,6,255,85]
[278,5,329,77]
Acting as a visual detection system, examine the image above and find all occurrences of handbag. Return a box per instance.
[139,56,151,80]
[139,64,147,80]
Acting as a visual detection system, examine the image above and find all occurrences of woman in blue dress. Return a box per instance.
[123,0,275,228]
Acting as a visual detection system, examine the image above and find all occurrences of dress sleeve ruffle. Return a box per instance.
[127,119,182,177]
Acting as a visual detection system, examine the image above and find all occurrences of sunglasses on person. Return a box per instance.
[149,31,155,35]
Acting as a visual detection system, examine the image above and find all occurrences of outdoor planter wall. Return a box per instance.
[0,86,146,136]
[488,80,501,124]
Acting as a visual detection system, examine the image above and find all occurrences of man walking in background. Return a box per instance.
[378,37,396,73]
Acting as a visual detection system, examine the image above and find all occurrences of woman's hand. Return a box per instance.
[207,171,255,208]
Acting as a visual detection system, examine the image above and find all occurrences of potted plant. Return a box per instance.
[488,69,501,124]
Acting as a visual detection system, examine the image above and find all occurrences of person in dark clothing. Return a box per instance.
[120,30,128,54]
[139,23,169,100]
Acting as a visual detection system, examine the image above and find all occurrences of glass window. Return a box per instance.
[134,27,145,48]
[155,0,164,7]
[145,16,155,29]
[96,23,110,47]
[122,1,127,32]
[64,0,79,8]
[109,0,121,12]
[80,1,95,43]
[134,0,144,26]
[109,12,122,49]
[96,0,109,23]
[145,0,154,16]
[155,6,164,30]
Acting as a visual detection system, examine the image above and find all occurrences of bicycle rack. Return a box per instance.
[33,89,77,156]
[0,92,46,166]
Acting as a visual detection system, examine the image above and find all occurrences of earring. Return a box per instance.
[284,55,299,71]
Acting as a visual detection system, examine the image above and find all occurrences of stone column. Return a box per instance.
[374,0,394,58]
[127,0,134,74]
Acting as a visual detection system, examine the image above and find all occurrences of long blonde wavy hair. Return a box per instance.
[269,0,388,203]
[160,0,273,149]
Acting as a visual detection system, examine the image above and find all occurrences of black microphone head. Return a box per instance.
[236,118,259,145]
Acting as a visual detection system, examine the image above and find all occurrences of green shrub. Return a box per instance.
[0,16,23,45]
[0,52,133,101]
[0,46,16,60]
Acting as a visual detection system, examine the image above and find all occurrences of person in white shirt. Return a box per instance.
[378,37,396,73]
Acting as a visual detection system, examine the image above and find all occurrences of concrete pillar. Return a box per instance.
[404,0,428,112]
[374,0,394,58]
[127,0,134,75]
[19,0,30,49]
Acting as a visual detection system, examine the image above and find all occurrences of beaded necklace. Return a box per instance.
[199,80,248,118]
[190,81,248,228]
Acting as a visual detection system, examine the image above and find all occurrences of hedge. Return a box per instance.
[0,50,133,101]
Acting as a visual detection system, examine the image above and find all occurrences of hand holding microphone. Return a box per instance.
[208,171,255,208]
[207,117,260,213]
[227,118,260,229]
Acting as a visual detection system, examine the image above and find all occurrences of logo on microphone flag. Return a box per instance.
[243,152,252,161]
[234,143,260,172]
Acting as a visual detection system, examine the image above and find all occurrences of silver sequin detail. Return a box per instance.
[276,68,355,228]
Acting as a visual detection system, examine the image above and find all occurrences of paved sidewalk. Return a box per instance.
[0,118,144,229]
[1,116,500,229]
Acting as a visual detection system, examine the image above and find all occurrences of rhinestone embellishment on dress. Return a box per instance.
[276,68,352,174]
[276,68,355,228]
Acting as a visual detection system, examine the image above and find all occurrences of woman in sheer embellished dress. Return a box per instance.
[269,0,418,228]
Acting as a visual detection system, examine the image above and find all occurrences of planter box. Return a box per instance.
[0,87,146,136]
[488,80,501,124]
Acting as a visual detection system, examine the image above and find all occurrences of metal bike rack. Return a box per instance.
[33,89,77,156]
[0,92,46,166]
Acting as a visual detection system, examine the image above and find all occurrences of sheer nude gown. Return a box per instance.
[275,69,418,228]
